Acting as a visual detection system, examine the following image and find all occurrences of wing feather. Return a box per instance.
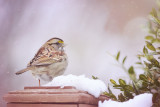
[27,45,63,67]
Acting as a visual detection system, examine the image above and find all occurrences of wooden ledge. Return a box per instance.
[3,86,110,107]
[24,86,75,89]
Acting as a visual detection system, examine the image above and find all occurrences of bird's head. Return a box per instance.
[46,37,65,51]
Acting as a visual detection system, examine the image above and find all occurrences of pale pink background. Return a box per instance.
[0,0,156,106]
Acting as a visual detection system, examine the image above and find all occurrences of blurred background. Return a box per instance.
[0,0,157,106]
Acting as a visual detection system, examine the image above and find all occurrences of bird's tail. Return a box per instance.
[15,67,32,75]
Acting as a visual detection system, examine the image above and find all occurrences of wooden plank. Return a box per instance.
[4,93,107,105]
[8,86,87,94]
[3,86,110,106]
[8,89,85,94]
[7,103,77,107]
[24,86,75,89]
[4,94,80,103]
[79,104,97,107]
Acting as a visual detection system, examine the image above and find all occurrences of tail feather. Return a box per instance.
[15,67,31,75]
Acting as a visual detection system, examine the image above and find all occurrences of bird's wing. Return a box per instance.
[27,45,61,67]
[31,56,62,66]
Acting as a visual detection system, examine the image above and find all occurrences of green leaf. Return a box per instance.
[110,94,118,100]
[104,91,117,100]
[110,79,117,85]
[136,80,143,88]
[124,85,134,92]
[124,91,134,99]
[128,66,136,82]
[103,91,110,96]
[136,62,142,65]
[144,61,152,69]
[145,35,154,40]
[122,56,127,64]
[106,85,118,100]
[119,79,126,86]
[137,54,144,58]
[116,51,120,61]
[151,8,157,17]
[151,58,159,67]
[108,85,113,94]
[132,82,139,95]
[148,52,160,55]
[146,55,159,67]
[147,21,154,34]
[142,82,148,88]
[118,93,126,102]
[113,85,122,88]
[143,46,148,54]
[128,66,135,75]
[145,41,156,51]
[139,74,148,82]
[92,75,98,80]
[149,13,160,25]
[120,88,124,91]
[152,38,160,43]
[146,55,154,61]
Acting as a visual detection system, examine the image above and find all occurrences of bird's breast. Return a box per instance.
[31,59,68,81]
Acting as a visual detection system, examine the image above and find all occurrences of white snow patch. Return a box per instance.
[99,93,153,107]
[45,74,107,98]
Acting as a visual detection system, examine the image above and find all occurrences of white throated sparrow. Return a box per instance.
[15,37,68,86]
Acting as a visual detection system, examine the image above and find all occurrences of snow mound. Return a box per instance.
[45,74,107,97]
[99,93,153,107]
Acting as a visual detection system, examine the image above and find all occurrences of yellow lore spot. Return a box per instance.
[58,40,64,43]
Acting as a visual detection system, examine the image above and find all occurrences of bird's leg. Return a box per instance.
[39,79,41,87]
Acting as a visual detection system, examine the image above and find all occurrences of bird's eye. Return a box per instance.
[49,43,59,45]
[55,42,59,45]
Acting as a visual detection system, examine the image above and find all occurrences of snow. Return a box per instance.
[45,74,153,107]
[99,93,153,107]
[45,74,107,97]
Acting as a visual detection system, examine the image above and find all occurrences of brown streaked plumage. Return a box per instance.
[15,37,68,86]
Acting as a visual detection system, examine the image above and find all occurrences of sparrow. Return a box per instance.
[15,37,68,86]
